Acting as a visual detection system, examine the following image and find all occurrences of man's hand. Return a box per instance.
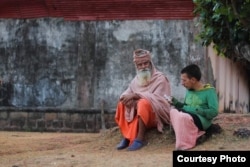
[120,93,140,107]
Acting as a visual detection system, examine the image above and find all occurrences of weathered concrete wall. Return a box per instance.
[0,18,207,110]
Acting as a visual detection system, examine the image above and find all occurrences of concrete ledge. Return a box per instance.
[0,107,116,133]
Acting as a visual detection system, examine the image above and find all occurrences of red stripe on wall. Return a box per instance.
[0,0,195,20]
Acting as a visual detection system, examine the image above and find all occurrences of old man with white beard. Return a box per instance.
[115,49,171,151]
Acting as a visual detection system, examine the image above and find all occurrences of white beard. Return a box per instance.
[137,68,152,86]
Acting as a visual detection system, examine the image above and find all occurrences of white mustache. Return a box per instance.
[138,68,150,72]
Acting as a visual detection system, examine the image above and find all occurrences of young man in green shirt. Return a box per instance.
[168,64,218,150]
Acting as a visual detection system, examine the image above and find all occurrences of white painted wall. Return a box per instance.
[207,45,249,113]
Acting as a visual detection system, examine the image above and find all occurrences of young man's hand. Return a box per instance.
[164,94,173,104]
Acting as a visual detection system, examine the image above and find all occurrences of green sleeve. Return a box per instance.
[172,95,197,114]
[172,97,198,113]
[182,105,197,114]
[196,88,218,119]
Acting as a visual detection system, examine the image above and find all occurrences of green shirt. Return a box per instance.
[172,84,218,130]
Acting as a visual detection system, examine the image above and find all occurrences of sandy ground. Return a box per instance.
[0,113,250,167]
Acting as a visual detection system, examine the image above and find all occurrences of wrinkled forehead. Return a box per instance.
[135,60,151,66]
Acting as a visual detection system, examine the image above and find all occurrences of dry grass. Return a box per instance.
[0,113,250,167]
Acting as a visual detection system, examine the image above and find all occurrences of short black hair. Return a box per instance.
[181,64,201,81]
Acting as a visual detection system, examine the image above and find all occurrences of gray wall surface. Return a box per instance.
[0,18,211,110]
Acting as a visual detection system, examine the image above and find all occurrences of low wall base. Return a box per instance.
[0,107,116,133]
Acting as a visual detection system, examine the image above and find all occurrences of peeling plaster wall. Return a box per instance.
[0,18,208,110]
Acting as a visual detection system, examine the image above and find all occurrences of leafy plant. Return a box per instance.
[193,0,250,67]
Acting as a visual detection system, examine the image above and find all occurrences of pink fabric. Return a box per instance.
[170,109,205,150]
[120,62,171,132]
[133,49,151,63]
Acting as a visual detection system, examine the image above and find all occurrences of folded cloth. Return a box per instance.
[170,109,205,150]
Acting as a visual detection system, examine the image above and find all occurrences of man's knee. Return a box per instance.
[137,99,154,122]
[137,99,153,115]
[137,99,151,108]
[117,101,125,109]
[170,109,179,118]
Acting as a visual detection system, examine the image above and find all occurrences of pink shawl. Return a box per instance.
[121,63,171,132]
[170,109,205,150]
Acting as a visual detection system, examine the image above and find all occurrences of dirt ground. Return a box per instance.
[0,113,250,167]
